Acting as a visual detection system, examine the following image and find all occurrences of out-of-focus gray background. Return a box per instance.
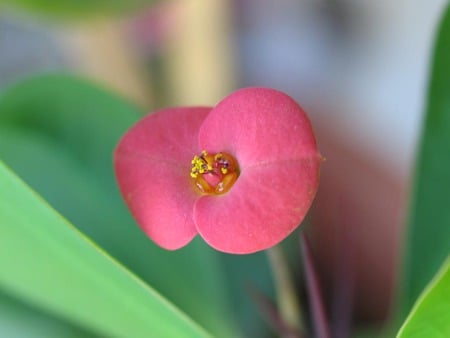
[1,1,445,176]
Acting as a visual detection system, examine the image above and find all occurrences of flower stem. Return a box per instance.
[267,245,303,334]
[300,232,330,338]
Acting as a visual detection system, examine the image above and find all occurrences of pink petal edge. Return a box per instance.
[199,87,318,169]
[114,107,210,250]
[194,158,320,254]
[195,87,321,253]
[114,88,321,253]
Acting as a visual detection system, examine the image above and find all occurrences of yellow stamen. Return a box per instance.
[190,150,239,195]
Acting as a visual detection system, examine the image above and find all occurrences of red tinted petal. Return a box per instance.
[194,159,320,254]
[117,107,211,165]
[198,88,317,168]
[114,107,210,249]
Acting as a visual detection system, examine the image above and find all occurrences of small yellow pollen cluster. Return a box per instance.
[190,150,239,195]
[190,151,213,178]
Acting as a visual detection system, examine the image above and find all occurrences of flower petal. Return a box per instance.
[114,107,210,249]
[198,87,318,168]
[116,107,212,164]
[194,159,320,254]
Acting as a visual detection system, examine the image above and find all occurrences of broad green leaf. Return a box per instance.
[397,258,450,338]
[0,74,238,337]
[0,0,151,18]
[0,290,94,338]
[402,2,450,314]
[0,160,210,338]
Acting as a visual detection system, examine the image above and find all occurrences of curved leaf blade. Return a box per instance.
[402,2,450,314]
[0,290,94,338]
[0,160,210,338]
[397,258,450,338]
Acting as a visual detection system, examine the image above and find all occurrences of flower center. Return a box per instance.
[190,150,239,195]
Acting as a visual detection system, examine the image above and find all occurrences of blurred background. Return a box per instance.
[0,0,448,336]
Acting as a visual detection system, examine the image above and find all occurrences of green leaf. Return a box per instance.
[0,0,151,18]
[217,252,274,338]
[0,290,96,338]
[0,160,210,338]
[0,74,239,337]
[402,2,450,314]
[397,258,450,338]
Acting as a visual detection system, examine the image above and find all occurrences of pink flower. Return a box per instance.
[114,88,321,254]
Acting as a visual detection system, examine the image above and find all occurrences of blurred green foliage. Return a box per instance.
[402,1,450,316]
[0,74,239,337]
[0,0,151,18]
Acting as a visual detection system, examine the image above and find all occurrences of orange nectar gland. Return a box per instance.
[190,151,239,195]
